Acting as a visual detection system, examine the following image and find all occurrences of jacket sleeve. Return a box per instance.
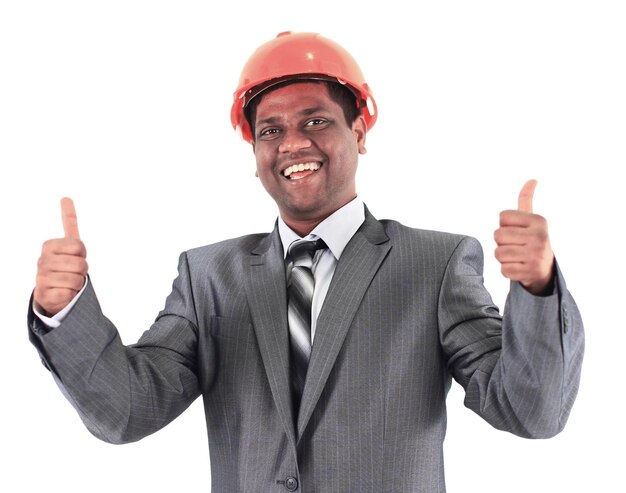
[27,252,202,444]
[438,236,584,438]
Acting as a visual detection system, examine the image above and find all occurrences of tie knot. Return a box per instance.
[288,238,327,268]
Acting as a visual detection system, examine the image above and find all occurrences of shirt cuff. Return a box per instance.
[32,277,89,329]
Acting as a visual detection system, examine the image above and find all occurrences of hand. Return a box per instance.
[494,180,554,295]
[34,198,89,316]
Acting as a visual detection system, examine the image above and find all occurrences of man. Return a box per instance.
[29,32,584,492]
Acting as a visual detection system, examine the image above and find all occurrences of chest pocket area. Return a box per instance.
[208,315,255,344]
[204,316,267,396]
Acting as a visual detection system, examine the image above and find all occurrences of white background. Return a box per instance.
[1,1,624,491]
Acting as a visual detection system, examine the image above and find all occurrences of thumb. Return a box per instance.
[61,197,80,239]
[518,179,538,213]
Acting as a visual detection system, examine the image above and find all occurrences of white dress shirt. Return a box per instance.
[278,197,365,342]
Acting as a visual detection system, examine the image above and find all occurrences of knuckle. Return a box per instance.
[530,215,548,230]
[70,258,88,275]
[69,274,84,291]
[67,238,85,255]
[42,239,56,252]
[35,272,46,286]
[33,286,44,301]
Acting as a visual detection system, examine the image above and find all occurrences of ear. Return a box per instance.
[353,116,367,155]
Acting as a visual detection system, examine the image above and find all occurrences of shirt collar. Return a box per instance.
[278,197,365,260]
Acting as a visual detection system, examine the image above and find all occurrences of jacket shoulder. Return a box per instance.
[379,218,472,250]
[183,232,271,266]
[188,232,269,254]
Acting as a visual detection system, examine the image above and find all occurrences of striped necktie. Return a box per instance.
[287,238,327,412]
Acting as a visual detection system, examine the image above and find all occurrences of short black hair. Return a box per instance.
[244,80,361,140]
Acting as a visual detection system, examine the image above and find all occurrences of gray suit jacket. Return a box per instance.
[29,209,584,493]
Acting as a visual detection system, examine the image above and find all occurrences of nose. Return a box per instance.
[278,129,312,154]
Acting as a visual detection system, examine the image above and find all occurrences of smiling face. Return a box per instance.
[251,82,367,235]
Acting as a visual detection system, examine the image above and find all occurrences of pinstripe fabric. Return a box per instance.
[28,208,584,492]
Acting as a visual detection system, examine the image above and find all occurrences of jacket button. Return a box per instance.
[285,477,298,491]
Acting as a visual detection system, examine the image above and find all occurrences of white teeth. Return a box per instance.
[283,162,320,177]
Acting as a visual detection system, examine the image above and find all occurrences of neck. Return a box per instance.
[282,217,325,237]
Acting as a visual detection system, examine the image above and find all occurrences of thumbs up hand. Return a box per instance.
[34,198,89,316]
[494,180,555,295]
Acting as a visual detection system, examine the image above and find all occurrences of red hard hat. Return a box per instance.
[231,31,378,144]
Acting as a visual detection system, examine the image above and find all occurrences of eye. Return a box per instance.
[258,127,280,139]
[305,118,327,127]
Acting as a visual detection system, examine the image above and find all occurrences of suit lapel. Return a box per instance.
[296,211,391,440]
[243,227,297,448]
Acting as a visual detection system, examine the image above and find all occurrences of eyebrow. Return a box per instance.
[255,106,328,127]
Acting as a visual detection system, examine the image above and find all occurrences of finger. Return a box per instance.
[38,253,89,275]
[494,245,528,263]
[499,210,532,228]
[61,197,80,239]
[36,271,86,292]
[499,262,528,282]
[41,238,87,257]
[494,226,530,246]
[517,179,537,213]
